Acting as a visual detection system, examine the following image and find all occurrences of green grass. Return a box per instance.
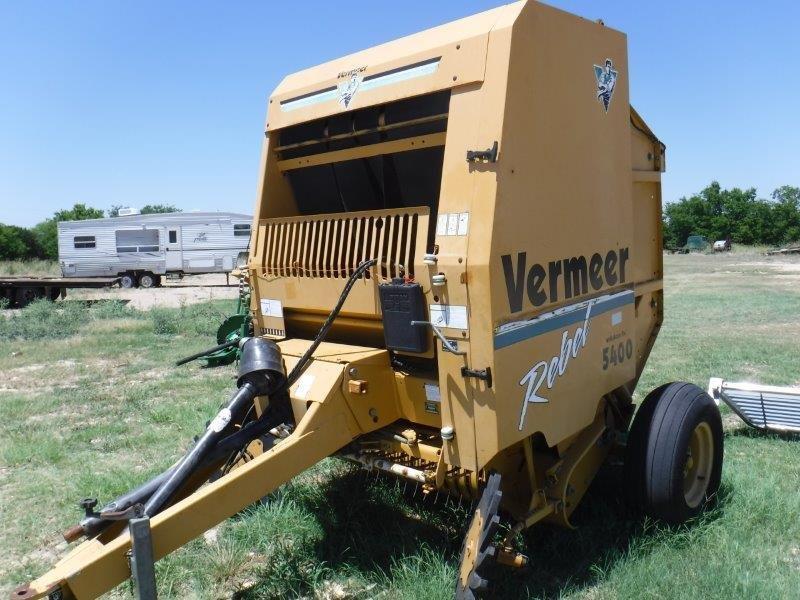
[0,259,60,277]
[1,253,799,598]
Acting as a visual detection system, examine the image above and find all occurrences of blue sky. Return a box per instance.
[1,1,797,227]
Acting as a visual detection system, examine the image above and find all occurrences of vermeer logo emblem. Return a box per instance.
[337,66,366,109]
[594,58,618,113]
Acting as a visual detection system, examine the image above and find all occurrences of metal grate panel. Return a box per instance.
[257,208,426,281]
[708,379,800,433]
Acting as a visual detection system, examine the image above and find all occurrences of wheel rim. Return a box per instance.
[683,421,714,508]
[140,275,153,288]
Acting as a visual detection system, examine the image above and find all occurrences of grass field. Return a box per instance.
[0,259,60,277]
[1,251,799,599]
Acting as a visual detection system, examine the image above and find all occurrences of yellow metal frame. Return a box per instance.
[277,132,446,171]
[20,352,375,599]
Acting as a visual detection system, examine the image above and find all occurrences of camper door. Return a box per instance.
[165,227,182,270]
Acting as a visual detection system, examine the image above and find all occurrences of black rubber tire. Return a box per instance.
[138,272,157,288]
[624,382,723,524]
[15,286,42,308]
[120,273,136,289]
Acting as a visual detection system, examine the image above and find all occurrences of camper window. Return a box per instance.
[168,230,177,244]
[234,224,251,237]
[74,236,96,249]
[116,229,160,253]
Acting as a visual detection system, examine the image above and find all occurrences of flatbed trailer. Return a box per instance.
[0,276,119,308]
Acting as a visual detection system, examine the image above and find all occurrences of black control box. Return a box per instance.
[378,278,428,353]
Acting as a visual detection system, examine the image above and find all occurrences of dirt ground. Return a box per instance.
[65,273,240,309]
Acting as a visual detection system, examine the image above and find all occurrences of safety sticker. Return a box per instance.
[424,384,441,414]
[429,304,469,330]
[209,408,232,433]
[424,383,441,403]
[260,298,284,318]
[294,374,315,400]
[436,212,470,237]
[425,401,440,414]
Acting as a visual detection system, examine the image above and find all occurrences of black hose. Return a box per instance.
[144,381,261,516]
[70,406,287,541]
[280,258,376,392]
[70,260,377,536]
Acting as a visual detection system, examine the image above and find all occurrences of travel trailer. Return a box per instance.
[57,212,252,287]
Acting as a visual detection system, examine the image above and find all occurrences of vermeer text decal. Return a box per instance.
[501,247,629,313]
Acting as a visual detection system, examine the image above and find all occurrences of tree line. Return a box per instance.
[0,204,180,260]
[663,183,800,249]
[2,182,798,260]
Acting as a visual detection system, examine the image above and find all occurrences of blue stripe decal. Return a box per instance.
[494,291,634,350]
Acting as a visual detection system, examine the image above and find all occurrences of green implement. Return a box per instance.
[176,286,252,367]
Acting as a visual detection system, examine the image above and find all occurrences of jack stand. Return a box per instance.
[128,517,157,599]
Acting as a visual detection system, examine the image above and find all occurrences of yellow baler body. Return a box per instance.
[15,3,666,598]
[250,0,663,479]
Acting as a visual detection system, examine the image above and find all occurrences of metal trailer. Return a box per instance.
[0,276,119,308]
[57,212,252,288]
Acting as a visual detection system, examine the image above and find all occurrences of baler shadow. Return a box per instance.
[491,465,733,599]
[726,425,800,442]
[235,462,731,599]
[309,467,467,571]
[232,465,468,598]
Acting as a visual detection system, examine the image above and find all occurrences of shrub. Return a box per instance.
[92,300,134,320]
[0,299,90,339]
[150,308,179,335]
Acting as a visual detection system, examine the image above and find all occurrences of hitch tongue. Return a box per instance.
[62,337,287,544]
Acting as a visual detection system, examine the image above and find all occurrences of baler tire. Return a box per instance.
[624,382,723,524]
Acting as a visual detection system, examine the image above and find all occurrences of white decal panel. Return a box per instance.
[429,304,468,331]
[293,374,315,400]
[259,298,284,318]
[435,212,470,237]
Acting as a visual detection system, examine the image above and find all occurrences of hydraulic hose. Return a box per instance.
[280,258,377,391]
[143,381,260,516]
[65,260,376,538]
[145,336,285,517]
[65,407,288,542]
